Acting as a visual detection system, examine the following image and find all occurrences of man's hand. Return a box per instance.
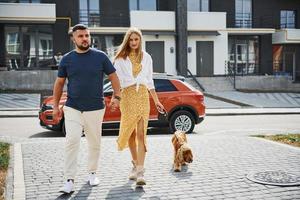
[53,106,62,124]
[109,97,120,112]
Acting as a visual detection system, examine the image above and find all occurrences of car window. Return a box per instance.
[104,79,178,93]
[154,79,178,92]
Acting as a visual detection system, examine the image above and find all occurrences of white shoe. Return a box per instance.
[136,168,146,186]
[88,172,100,186]
[59,180,74,194]
[129,160,137,180]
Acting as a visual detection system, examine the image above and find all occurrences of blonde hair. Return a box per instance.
[114,27,143,63]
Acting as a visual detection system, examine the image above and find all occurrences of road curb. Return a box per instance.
[204,93,252,107]
[206,112,300,116]
[0,110,38,118]
[13,143,26,200]
[206,108,300,116]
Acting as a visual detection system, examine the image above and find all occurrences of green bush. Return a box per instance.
[0,143,9,170]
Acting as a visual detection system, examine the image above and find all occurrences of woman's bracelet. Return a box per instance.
[114,95,121,101]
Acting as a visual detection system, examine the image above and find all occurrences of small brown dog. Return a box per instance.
[172,130,193,172]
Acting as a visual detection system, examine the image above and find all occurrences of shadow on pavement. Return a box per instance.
[54,191,74,200]
[106,181,145,199]
[29,128,171,138]
[54,183,92,199]
[98,127,171,136]
[29,130,64,138]
[170,165,193,180]
[72,183,93,199]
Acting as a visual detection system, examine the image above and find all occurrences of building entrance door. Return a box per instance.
[146,41,165,73]
[196,41,214,76]
[283,52,296,80]
[236,43,247,74]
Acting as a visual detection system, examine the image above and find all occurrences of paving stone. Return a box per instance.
[2,132,300,199]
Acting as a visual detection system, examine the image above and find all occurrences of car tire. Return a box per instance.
[169,110,195,133]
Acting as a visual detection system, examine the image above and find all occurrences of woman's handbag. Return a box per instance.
[158,109,168,121]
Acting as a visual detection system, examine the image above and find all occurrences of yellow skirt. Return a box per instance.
[117,84,149,151]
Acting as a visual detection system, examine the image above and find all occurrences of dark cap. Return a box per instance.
[72,24,88,33]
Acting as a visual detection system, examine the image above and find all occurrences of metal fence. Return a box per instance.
[0,55,57,71]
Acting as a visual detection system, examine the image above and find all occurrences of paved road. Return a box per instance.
[1,133,299,200]
[1,115,300,199]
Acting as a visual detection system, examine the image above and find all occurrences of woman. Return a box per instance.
[113,27,164,186]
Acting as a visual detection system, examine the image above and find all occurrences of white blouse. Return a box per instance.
[114,51,155,91]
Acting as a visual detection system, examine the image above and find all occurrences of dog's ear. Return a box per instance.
[172,134,178,148]
[183,149,193,163]
[171,134,176,144]
[182,132,187,142]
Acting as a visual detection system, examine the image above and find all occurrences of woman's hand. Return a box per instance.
[109,97,120,111]
[156,101,165,114]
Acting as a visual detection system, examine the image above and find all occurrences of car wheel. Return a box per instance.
[169,110,195,133]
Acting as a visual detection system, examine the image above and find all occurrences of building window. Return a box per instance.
[79,0,100,26]
[280,10,296,29]
[273,45,296,77]
[129,0,157,11]
[228,36,259,75]
[187,0,209,12]
[235,0,252,28]
[4,25,53,70]
[91,34,123,60]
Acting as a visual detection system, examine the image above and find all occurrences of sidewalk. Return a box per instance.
[1,133,300,199]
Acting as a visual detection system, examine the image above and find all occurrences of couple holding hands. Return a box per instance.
[53,24,164,193]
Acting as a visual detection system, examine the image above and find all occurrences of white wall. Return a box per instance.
[272,29,300,44]
[130,11,175,31]
[142,35,177,75]
[188,12,226,30]
[188,31,228,76]
[0,3,56,22]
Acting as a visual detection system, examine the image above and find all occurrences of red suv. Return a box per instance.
[39,74,205,134]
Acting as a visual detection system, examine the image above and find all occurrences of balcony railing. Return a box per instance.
[79,10,100,27]
[79,9,129,27]
[227,13,297,29]
[235,13,252,28]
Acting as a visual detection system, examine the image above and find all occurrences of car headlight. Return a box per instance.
[41,104,53,112]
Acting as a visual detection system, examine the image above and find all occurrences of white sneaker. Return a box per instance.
[88,172,100,186]
[129,160,137,180]
[136,168,146,186]
[59,180,74,194]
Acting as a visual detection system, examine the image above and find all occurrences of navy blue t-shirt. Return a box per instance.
[58,48,116,111]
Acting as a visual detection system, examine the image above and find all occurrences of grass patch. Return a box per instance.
[253,134,300,148]
[0,142,10,200]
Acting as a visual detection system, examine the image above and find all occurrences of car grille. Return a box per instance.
[46,115,53,120]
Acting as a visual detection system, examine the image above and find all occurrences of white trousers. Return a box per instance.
[63,106,105,180]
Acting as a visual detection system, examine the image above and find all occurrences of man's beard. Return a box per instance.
[76,43,90,51]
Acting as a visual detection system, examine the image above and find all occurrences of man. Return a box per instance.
[53,24,121,194]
